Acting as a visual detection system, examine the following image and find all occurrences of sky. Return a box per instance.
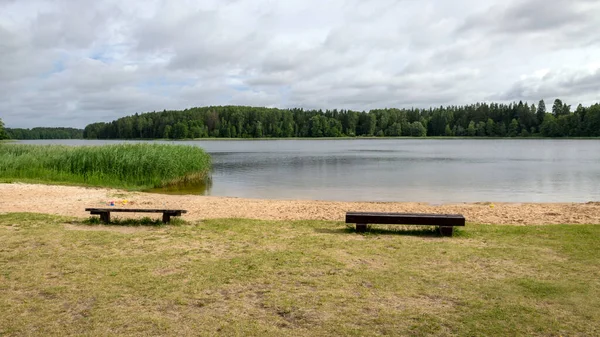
[1,0,599,128]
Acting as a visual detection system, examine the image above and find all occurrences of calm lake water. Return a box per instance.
[15,139,600,203]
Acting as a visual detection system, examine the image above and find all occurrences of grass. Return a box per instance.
[0,143,211,190]
[1,214,599,336]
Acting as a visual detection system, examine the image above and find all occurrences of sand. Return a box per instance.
[1,183,599,225]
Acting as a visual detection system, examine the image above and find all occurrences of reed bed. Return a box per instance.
[0,143,211,189]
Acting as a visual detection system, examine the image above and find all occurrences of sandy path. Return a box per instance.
[1,183,599,225]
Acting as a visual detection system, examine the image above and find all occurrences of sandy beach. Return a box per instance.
[1,183,599,225]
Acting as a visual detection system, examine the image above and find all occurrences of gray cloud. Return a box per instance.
[458,0,600,46]
[492,67,600,103]
[0,0,598,128]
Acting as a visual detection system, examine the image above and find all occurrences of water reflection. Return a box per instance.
[145,178,213,195]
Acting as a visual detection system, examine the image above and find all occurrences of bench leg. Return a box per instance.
[162,213,171,224]
[440,226,453,237]
[100,212,110,224]
[356,223,367,233]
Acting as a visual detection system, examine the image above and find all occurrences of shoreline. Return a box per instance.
[10,137,600,141]
[1,183,599,225]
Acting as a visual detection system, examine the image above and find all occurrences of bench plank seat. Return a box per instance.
[85,208,187,224]
[346,212,465,236]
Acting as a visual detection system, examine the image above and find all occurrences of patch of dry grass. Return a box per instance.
[1,213,599,336]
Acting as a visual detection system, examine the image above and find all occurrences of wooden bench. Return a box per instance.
[345,212,465,236]
[85,208,187,224]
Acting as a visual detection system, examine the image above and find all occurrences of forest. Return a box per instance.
[5,127,83,140]
[83,99,600,139]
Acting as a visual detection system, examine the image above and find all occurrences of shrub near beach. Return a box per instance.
[0,143,211,189]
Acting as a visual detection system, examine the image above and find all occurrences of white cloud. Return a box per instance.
[0,0,599,128]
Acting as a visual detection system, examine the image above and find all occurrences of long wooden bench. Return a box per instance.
[345,212,465,236]
[85,208,187,224]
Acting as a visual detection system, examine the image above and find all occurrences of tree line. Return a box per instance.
[83,99,600,139]
[5,127,84,140]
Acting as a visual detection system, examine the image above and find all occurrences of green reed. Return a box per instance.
[0,143,211,189]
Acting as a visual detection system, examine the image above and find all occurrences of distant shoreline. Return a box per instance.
[10,136,600,141]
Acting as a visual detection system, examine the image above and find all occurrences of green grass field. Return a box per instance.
[0,143,211,190]
[1,213,599,336]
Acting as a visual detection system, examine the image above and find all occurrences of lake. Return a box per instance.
[14,139,600,203]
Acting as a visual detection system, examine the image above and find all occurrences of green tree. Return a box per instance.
[254,121,263,138]
[508,119,519,137]
[223,125,232,138]
[444,124,453,136]
[498,122,507,137]
[467,121,476,136]
[386,122,402,136]
[429,109,453,136]
[552,99,563,117]
[171,122,188,139]
[309,115,323,137]
[485,118,495,137]
[562,103,571,116]
[190,126,202,138]
[362,113,377,136]
[0,118,7,140]
[284,122,294,137]
[344,111,358,136]
[409,121,426,137]
[325,118,343,137]
[536,100,546,125]
[476,121,486,136]
[559,114,581,137]
[540,114,562,137]
[583,104,600,136]
[163,125,172,139]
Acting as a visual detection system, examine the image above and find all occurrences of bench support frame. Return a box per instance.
[439,226,454,236]
[356,223,368,233]
[100,212,110,224]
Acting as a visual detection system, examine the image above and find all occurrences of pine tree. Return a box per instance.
[536,100,546,124]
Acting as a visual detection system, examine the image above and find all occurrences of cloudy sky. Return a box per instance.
[1,0,599,128]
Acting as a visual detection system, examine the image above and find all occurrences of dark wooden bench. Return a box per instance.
[85,208,187,224]
[345,212,465,236]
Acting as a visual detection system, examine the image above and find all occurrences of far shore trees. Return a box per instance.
[82,101,598,139]
[5,127,83,140]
